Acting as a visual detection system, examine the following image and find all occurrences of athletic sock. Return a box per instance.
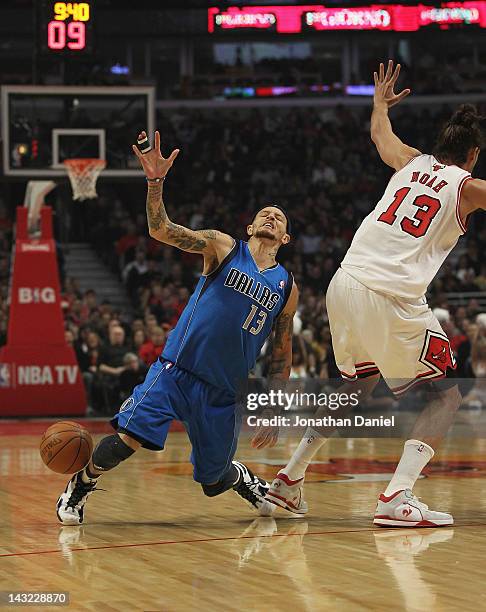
[283,428,327,481]
[383,439,434,497]
[81,465,100,484]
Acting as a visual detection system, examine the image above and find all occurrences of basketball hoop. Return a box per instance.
[63,158,106,201]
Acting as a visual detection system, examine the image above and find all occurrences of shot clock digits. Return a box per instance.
[40,1,94,54]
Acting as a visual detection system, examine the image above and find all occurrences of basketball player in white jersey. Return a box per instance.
[261,60,485,527]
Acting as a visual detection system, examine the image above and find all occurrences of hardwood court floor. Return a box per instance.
[1,420,486,611]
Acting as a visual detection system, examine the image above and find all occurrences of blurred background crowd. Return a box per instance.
[2,102,486,415]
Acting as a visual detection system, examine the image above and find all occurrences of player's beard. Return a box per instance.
[255,228,277,241]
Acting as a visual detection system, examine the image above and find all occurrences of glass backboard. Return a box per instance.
[1,86,155,177]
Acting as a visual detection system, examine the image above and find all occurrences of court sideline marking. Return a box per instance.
[1,522,485,559]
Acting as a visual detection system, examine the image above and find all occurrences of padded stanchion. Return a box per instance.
[0,207,86,416]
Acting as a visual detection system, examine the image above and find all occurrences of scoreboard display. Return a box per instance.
[38,1,95,54]
[208,2,486,33]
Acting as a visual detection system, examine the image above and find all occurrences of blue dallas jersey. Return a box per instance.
[162,239,293,393]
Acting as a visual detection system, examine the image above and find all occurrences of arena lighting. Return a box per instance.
[346,84,375,95]
[221,84,374,97]
[110,63,130,75]
[208,2,486,33]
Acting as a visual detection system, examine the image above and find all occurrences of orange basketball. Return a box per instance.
[39,421,93,474]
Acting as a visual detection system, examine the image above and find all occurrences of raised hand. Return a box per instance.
[373,60,410,109]
[132,130,180,180]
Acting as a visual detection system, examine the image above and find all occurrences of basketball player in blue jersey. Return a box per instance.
[56,130,298,525]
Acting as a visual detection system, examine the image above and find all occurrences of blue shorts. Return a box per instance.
[111,359,240,484]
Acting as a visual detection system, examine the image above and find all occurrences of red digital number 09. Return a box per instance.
[47,20,86,50]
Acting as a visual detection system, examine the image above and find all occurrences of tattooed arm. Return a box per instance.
[145,181,234,273]
[251,282,299,449]
[133,130,234,274]
[268,282,299,382]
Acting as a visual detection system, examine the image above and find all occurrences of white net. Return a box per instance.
[63,158,106,201]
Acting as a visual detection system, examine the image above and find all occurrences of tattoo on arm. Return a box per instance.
[165,226,216,252]
[273,313,293,349]
[146,183,168,232]
[269,312,294,379]
[146,184,219,253]
[268,357,290,379]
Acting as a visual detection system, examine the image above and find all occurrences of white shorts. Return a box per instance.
[326,268,456,395]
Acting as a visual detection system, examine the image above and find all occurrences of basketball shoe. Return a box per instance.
[373,489,453,527]
[57,472,98,525]
[232,461,275,516]
[265,472,308,515]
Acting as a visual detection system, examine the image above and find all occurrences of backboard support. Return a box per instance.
[23,180,57,234]
[52,128,106,169]
[1,85,155,178]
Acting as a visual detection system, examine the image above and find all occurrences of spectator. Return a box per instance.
[75,330,103,413]
[99,326,128,373]
[123,248,150,302]
[96,325,129,413]
[119,353,148,398]
[132,329,146,352]
[144,312,158,333]
[139,326,167,366]
[116,220,139,267]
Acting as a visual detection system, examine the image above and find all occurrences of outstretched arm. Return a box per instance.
[251,282,299,449]
[371,60,421,171]
[459,177,486,225]
[133,131,234,275]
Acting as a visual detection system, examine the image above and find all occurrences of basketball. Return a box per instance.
[39,421,93,474]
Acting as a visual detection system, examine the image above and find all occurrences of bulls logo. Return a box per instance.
[420,330,456,375]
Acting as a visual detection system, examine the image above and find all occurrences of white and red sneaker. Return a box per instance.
[265,472,308,515]
[373,489,453,528]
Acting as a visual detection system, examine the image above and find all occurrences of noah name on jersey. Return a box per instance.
[410,169,448,193]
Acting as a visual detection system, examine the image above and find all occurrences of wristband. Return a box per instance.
[146,176,166,184]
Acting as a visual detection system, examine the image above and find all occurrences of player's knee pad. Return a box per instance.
[91,434,135,472]
[201,465,238,497]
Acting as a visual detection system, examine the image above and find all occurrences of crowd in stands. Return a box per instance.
[1,102,486,414]
[404,53,486,96]
[61,289,164,414]
[183,52,486,99]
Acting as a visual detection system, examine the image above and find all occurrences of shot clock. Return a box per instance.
[39,1,95,54]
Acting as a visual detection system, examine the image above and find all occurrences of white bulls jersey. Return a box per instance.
[341,154,471,300]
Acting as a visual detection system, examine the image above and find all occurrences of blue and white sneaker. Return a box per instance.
[232,461,275,517]
[56,472,98,525]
